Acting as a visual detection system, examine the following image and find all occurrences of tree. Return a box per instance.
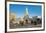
[9,13,16,24]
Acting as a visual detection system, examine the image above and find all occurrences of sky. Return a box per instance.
[9,4,42,18]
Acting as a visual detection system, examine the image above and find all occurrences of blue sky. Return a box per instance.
[9,4,42,18]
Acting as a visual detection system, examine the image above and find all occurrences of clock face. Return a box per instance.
[6,1,45,32]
